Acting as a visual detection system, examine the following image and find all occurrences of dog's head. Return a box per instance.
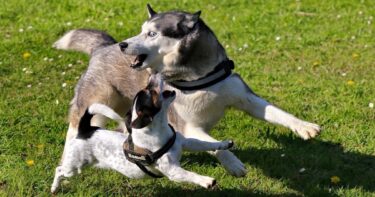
[119,4,201,72]
[126,75,176,129]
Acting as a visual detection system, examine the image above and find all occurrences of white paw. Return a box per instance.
[218,140,234,150]
[51,186,57,194]
[216,150,247,177]
[292,121,321,140]
[200,177,216,189]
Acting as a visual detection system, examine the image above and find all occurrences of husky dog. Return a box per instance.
[51,79,233,193]
[54,4,321,177]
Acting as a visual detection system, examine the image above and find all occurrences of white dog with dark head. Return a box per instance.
[51,78,233,193]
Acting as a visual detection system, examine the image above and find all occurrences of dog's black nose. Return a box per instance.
[119,42,128,51]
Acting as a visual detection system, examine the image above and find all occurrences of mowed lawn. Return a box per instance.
[1,0,374,196]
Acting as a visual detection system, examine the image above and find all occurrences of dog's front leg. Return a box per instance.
[183,125,246,177]
[157,163,216,188]
[51,167,64,193]
[51,166,75,193]
[182,137,233,152]
[229,75,321,140]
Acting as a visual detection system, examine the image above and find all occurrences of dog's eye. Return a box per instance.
[148,31,157,37]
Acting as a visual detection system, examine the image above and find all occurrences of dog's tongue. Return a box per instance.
[131,54,147,68]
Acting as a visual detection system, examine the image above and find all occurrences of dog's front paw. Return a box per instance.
[200,177,217,189]
[218,140,234,150]
[51,185,58,194]
[216,150,247,177]
[292,121,321,140]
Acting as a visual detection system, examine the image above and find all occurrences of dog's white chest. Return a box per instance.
[173,88,225,128]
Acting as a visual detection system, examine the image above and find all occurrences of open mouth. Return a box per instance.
[130,54,148,68]
[162,90,176,99]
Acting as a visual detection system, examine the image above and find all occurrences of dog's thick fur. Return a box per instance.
[51,84,233,193]
[54,5,321,177]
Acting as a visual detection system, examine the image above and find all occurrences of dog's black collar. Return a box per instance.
[168,59,235,91]
[123,124,176,178]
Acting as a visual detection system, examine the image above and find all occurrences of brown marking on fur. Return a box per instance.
[167,105,186,132]
[150,90,161,108]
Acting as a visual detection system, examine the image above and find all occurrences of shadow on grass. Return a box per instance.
[149,187,290,197]
[183,132,375,196]
[248,134,375,195]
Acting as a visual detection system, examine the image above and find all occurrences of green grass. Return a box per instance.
[1,0,374,196]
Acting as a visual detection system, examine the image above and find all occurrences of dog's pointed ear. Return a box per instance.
[193,10,201,18]
[131,114,153,129]
[147,4,157,18]
[185,10,201,29]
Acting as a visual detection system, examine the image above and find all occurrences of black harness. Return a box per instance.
[168,59,235,91]
[123,124,176,178]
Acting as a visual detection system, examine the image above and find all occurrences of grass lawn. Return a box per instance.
[1,0,374,196]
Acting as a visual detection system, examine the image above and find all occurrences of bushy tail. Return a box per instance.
[77,109,98,139]
[88,103,126,131]
[53,29,117,55]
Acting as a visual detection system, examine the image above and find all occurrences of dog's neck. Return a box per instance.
[161,22,228,82]
[131,114,174,152]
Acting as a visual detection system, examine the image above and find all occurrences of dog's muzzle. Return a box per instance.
[118,42,148,69]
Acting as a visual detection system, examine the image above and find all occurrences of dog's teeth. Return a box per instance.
[132,56,139,64]
[131,55,147,69]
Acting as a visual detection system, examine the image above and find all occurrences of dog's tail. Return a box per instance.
[53,29,117,55]
[77,109,98,139]
[88,103,126,131]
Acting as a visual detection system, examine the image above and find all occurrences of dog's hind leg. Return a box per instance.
[183,125,247,177]
[229,74,321,140]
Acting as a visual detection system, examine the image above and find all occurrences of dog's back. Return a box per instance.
[72,107,143,177]
[52,109,143,193]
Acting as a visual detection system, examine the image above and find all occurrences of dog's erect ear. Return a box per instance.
[147,4,157,18]
[131,114,153,129]
[184,10,201,29]
[193,10,201,19]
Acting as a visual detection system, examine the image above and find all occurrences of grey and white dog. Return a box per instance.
[54,4,321,177]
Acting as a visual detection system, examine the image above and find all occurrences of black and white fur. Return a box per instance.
[51,84,233,193]
[53,4,321,177]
